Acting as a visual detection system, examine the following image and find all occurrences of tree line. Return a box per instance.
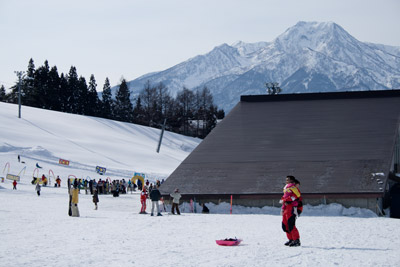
[0,59,225,138]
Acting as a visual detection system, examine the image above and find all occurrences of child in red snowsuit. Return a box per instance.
[280,176,301,247]
[13,180,17,190]
[140,187,148,214]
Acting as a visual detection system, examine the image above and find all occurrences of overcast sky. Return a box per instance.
[1,0,399,91]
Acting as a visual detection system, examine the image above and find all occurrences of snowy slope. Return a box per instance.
[118,21,400,112]
[0,102,201,181]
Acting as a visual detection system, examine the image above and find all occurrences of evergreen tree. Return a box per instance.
[0,85,6,101]
[114,79,133,122]
[101,77,113,119]
[59,73,69,112]
[66,66,80,113]
[76,76,88,114]
[33,60,51,108]
[6,84,18,104]
[22,58,36,106]
[86,74,100,116]
[133,96,146,125]
[47,66,61,110]
[216,108,225,120]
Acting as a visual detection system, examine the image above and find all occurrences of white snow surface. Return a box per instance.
[1,102,400,267]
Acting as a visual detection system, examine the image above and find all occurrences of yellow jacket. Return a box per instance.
[71,188,79,204]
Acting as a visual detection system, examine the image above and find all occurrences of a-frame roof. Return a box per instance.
[160,90,400,197]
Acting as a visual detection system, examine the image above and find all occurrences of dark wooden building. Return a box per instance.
[160,90,400,215]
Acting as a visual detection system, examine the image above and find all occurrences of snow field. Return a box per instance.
[1,181,400,267]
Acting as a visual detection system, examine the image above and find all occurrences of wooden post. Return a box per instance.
[230,195,233,214]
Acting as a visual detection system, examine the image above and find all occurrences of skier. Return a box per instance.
[12,180,17,190]
[150,185,162,216]
[170,188,182,215]
[280,175,301,247]
[93,188,99,210]
[139,187,148,214]
[35,183,41,196]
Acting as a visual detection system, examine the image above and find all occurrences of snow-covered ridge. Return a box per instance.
[118,21,400,113]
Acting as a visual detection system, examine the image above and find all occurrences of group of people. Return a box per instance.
[69,178,137,196]
[139,184,182,216]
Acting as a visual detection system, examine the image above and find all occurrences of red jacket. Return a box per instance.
[140,190,148,201]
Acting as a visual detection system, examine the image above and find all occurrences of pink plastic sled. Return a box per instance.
[216,238,242,246]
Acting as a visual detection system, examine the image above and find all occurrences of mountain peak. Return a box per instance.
[275,21,354,52]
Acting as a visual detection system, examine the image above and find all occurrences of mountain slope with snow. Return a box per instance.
[0,102,201,181]
[119,21,400,112]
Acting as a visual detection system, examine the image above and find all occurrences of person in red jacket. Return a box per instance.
[280,175,301,247]
[13,180,17,190]
[140,187,148,214]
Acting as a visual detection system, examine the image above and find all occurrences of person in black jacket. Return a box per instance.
[150,185,162,216]
[93,188,99,210]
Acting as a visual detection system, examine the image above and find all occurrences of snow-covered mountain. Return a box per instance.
[118,21,400,112]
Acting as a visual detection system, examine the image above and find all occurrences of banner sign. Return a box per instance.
[134,172,145,179]
[59,159,70,166]
[6,174,20,181]
[96,166,106,175]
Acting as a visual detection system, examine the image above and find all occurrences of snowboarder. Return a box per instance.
[280,175,301,247]
[68,178,72,216]
[150,185,162,216]
[35,183,41,196]
[12,180,17,190]
[70,184,80,217]
[140,187,148,214]
[93,188,99,210]
[170,188,182,215]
